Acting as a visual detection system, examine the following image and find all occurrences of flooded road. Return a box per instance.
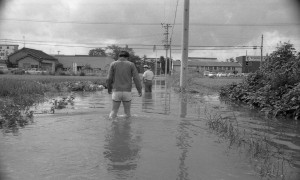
[0,82,299,180]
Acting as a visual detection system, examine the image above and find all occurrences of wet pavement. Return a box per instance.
[0,82,299,180]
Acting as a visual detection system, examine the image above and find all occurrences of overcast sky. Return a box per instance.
[0,0,299,60]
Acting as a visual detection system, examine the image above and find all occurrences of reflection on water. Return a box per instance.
[0,80,299,180]
[103,119,141,179]
[177,95,190,180]
[142,93,154,113]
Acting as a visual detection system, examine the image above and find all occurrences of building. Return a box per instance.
[236,56,266,73]
[8,47,58,73]
[0,44,19,60]
[172,59,242,73]
[54,55,114,74]
[188,57,218,61]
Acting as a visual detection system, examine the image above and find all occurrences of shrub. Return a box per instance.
[220,42,300,119]
[79,71,85,76]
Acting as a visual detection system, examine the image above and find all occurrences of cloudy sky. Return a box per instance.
[0,0,299,60]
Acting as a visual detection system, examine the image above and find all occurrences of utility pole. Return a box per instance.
[169,38,172,74]
[180,0,189,91]
[260,34,263,69]
[161,23,172,76]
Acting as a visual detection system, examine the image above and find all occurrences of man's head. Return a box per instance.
[118,51,130,58]
[143,65,149,69]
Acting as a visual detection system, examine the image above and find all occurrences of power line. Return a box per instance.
[170,0,179,40]
[3,38,299,50]
[1,18,299,26]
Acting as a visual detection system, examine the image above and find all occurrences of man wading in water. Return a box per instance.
[142,65,154,92]
[107,51,142,119]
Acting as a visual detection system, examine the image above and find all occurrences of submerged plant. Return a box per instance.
[204,108,294,179]
[50,94,75,114]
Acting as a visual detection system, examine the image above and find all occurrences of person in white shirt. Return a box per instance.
[142,65,154,92]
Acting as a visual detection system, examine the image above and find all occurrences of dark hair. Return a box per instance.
[118,51,130,58]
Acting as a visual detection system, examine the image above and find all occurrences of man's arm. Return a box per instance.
[131,64,142,96]
[106,63,114,94]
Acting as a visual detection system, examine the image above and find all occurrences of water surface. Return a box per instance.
[0,82,299,180]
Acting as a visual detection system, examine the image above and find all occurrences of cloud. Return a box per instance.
[0,0,299,59]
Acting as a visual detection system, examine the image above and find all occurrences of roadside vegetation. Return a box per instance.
[0,75,107,132]
[170,72,243,95]
[220,42,300,120]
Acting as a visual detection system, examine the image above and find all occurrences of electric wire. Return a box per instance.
[1,18,299,27]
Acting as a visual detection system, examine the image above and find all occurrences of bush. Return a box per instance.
[79,71,85,76]
[220,42,300,120]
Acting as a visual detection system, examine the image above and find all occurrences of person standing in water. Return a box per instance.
[107,51,142,119]
[142,65,154,92]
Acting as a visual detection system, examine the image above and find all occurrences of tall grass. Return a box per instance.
[204,108,293,179]
[0,75,107,131]
[169,72,243,94]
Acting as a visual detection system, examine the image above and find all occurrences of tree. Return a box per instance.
[55,63,64,71]
[106,45,135,60]
[88,45,143,70]
[88,48,106,56]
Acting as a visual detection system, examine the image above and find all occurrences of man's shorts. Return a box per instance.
[112,91,132,102]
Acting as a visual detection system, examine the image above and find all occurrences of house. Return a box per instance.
[54,55,114,74]
[173,59,242,73]
[0,60,8,73]
[236,55,266,73]
[0,44,19,60]
[8,47,58,73]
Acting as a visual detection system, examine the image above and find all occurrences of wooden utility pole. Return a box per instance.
[180,0,189,91]
[169,38,172,74]
[260,34,263,69]
[162,23,171,76]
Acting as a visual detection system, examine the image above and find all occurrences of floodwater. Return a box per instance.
[0,81,299,180]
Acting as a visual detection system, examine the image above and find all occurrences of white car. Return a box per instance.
[25,68,47,74]
[217,72,226,77]
[208,72,217,77]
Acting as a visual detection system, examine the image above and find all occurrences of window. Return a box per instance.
[228,67,231,70]
[7,46,9,49]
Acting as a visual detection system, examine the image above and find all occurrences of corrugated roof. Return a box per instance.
[55,55,114,69]
[10,47,57,61]
[173,60,241,67]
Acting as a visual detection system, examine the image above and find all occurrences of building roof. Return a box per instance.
[10,47,57,61]
[54,55,114,69]
[188,57,218,61]
[173,60,242,67]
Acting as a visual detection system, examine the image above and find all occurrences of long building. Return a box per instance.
[172,58,242,73]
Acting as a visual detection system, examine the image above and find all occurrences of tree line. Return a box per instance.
[89,45,171,74]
